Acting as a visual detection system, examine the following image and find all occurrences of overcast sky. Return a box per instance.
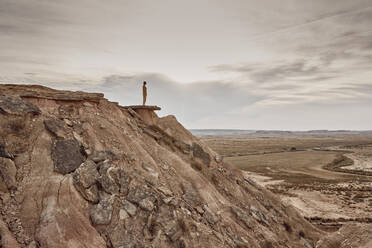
[1,0,372,130]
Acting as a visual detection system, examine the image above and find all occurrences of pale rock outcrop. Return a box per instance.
[73,160,99,188]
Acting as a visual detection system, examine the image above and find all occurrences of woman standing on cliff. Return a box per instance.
[142,81,147,105]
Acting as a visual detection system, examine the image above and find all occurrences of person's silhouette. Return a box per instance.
[142,81,147,105]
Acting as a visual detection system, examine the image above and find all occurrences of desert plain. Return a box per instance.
[197,130,372,232]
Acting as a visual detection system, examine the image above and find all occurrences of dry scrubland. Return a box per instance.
[201,132,372,231]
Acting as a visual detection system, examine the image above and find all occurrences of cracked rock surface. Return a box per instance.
[0,84,369,248]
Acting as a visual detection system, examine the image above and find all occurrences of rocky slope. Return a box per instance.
[0,84,364,248]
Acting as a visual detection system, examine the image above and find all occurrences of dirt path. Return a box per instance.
[271,148,372,181]
[322,146,372,175]
[280,153,348,181]
[343,153,372,172]
[226,150,355,182]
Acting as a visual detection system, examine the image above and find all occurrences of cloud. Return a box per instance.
[75,68,372,130]
[208,6,372,108]
[90,73,263,125]
[210,59,335,85]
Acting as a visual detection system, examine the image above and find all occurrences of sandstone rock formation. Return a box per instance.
[0,84,366,247]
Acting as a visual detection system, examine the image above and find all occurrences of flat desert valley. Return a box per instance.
[195,130,372,232]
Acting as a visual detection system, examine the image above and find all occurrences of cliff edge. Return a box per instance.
[0,84,363,248]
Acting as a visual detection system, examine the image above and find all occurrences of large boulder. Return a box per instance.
[73,160,100,203]
[51,140,84,174]
[73,160,99,188]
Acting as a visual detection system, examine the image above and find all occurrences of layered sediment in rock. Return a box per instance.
[0,84,364,248]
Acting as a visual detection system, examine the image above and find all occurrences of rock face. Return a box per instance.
[0,84,366,248]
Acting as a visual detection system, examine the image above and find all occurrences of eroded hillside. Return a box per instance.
[0,84,353,248]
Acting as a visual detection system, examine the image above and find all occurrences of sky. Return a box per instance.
[1,0,372,130]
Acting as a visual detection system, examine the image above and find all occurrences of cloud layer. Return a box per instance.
[0,0,372,129]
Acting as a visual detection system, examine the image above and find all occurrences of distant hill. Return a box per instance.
[189,129,256,136]
[190,129,372,136]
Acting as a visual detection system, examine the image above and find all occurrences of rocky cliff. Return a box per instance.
[0,84,333,247]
